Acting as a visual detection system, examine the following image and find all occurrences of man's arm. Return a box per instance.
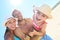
[14,27,26,40]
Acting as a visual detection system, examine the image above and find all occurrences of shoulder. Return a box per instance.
[4,32,13,40]
[24,18,33,24]
[24,18,32,21]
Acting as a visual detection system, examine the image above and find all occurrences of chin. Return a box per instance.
[11,28,15,30]
[18,18,22,20]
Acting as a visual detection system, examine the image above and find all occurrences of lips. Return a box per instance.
[12,27,16,29]
[37,19,41,21]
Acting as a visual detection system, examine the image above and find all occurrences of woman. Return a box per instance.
[4,17,19,40]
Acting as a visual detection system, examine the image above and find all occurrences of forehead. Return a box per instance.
[35,10,48,17]
[14,11,20,15]
[13,12,22,17]
[36,10,44,14]
[13,10,21,15]
[7,18,16,23]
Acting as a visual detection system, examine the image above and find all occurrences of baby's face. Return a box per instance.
[33,10,48,23]
[6,18,16,30]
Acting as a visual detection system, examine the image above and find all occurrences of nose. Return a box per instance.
[12,22,16,26]
[37,15,42,19]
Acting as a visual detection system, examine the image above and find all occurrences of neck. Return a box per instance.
[9,29,14,34]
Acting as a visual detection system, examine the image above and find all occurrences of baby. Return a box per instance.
[30,4,52,40]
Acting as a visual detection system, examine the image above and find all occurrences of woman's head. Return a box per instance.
[4,17,16,30]
[12,9,23,20]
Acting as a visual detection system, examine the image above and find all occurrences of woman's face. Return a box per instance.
[6,18,16,30]
[34,10,48,23]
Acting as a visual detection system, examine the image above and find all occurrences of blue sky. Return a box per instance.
[0,0,60,40]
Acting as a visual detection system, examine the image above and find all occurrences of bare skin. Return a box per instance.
[14,18,34,40]
[30,10,48,40]
[12,9,47,40]
[4,30,14,40]
[12,9,34,40]
[4,9,48,40]
[4,18,16,40]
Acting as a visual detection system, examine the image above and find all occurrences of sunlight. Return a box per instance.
[10,0,22,6]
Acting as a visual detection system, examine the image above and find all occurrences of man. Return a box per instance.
[12,9,34,40]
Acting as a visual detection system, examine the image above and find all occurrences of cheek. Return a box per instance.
[7,25,12,29]
[7,24,11,27]
[40,17,45,21]
[43,18,46,21]
[9,24,14,28]
[13,23,16,28]
[36,15,41,19]
[13,22,16,25]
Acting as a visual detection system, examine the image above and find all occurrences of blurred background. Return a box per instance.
[0,0,60,40]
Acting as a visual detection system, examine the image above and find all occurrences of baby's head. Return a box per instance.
[33,4,52,23]
[12,9,23,20]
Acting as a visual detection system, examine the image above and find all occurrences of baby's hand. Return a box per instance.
[29,32,34,37]
[32,30,40,35]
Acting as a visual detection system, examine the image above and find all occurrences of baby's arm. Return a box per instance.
[33,23,46,36]
[29,23,46,37]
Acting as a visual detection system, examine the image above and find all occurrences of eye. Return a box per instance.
[8,21,11,24]
[13,20,16,22]
[13,19,16,22]
[37,11,41,15]
[42,14,46,17]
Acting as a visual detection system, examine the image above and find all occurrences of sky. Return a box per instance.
[0,0,60,40]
